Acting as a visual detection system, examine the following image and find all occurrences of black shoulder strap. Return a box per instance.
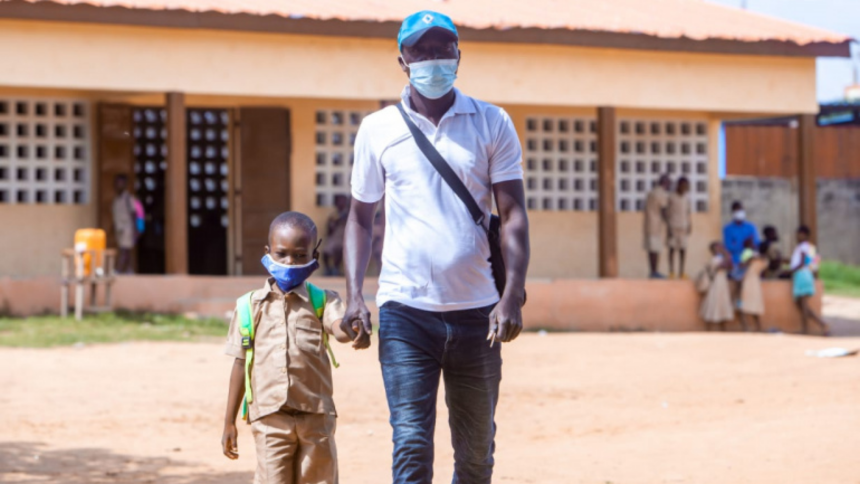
[396,103,487,232]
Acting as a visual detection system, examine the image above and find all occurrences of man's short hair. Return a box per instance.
[269,212,318,243]
[115,174,128,182]
[731,201,743,211]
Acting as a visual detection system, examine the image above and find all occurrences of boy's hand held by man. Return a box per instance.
[343,297,373,350]
[222,423,239,460]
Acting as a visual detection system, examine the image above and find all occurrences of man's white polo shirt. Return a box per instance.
[351,86,523,312]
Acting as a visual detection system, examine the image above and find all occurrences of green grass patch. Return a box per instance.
[819,260,860,298]
[0,311,227,348]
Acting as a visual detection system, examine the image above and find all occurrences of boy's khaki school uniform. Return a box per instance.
[643,186,669,252]
[666,192,692,250]
[225,278,345,484]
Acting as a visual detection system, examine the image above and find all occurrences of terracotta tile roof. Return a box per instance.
[9,0,853,46]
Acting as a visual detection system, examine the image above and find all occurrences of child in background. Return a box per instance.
[221,211,354,483]
[738,237,765,331]
[700,241,735,331]
[667,177,693,279]
[790,225,829,336]
[759,225,785,279]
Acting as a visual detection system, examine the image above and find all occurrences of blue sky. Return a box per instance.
[706,0,859,102]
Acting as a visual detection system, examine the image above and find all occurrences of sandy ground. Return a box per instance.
[2,321,860,484]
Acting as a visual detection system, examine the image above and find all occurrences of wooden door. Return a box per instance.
[96,104,134,250]
[237,108,291,276]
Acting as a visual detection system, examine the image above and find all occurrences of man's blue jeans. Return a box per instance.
[378,301,502,484]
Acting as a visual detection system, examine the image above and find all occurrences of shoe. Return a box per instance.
[680,274,689,280]
[649,272,667,279]
[669,272,676,279]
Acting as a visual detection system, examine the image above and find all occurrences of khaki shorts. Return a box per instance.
[667,228,689,250]
[116,227,135,250]
[251,409,338,484]
[644,234,664,253]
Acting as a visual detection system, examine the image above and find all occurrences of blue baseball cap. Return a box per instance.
[397,11,459,51]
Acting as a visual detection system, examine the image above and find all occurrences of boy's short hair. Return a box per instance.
[731,201,743,211]
[797,225,811,236]
[269,212,318,244]
[763,225,777,237]
[677,176,690,186]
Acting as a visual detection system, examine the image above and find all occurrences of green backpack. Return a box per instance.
[236,281,339,422]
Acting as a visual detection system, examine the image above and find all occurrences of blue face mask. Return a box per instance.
[405,58,458,99]
[261,255,319,293]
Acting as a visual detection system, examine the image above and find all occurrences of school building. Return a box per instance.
[0,0,851,328]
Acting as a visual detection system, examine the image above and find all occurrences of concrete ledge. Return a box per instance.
[0,276,822,334]
[522,279,823,333]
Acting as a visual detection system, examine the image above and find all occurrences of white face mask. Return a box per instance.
[732,210,746,221]
[403,58,458,99]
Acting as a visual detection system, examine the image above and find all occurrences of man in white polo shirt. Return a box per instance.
[341,10,530,484]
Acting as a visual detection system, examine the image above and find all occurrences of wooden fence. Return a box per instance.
[725,124,860,178]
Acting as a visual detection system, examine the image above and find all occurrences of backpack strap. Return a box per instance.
[305,282,340,369]
[235,290,255,422]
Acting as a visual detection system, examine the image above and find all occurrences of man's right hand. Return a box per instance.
[341,298,373,350]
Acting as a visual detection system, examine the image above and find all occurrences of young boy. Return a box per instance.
[221,211,353,483]
[666,177,692,278]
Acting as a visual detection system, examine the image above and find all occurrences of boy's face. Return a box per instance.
[265,225,317,266]
[796,231,808,243]
[678,180,689,194]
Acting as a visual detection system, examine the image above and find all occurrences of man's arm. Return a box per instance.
[342,200,377,349]
[491,179,530,343]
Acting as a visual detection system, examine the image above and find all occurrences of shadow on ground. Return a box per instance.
[829,317,860,338]
[0,442,252,484]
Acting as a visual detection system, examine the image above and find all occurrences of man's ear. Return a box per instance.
[398,55,409,74]
[263,245,270,255]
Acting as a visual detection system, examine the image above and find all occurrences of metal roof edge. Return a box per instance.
[0,0,852,58]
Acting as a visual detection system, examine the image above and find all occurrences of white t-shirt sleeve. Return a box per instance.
[350,120,385,203]
[790,242,808,268]
[488,108,524,184]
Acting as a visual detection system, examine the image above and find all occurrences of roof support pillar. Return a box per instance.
[165,92,188,274]
[597,106,618,278]
[797,114,817,243]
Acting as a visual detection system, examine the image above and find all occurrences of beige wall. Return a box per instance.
[0,19,818,115]
[0,204,96,277]
[0,85,725,279]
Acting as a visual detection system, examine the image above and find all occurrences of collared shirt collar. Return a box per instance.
[255,277,310,302]
[399,85,476,119]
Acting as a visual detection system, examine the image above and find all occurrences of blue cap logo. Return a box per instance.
[398,10,458,51]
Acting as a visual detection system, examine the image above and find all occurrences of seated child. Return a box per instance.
[738,237,765,332]
[700,241,735,331]
[759,225,786,279]
[221,211,353,483]
[790,225,829,336]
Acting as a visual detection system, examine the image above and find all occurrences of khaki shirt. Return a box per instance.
[644,187,669,236]
[667,192,692,230]
[225,278,346,421]
[112,192,134,231]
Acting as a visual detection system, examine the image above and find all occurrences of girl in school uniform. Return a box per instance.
[790,226,830,336]
[738,237,765,332]
[700,241,735,331]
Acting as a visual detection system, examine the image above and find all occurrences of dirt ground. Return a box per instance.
[2,316,860,483]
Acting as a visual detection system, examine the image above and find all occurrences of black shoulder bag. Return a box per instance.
[396,104,523,304]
